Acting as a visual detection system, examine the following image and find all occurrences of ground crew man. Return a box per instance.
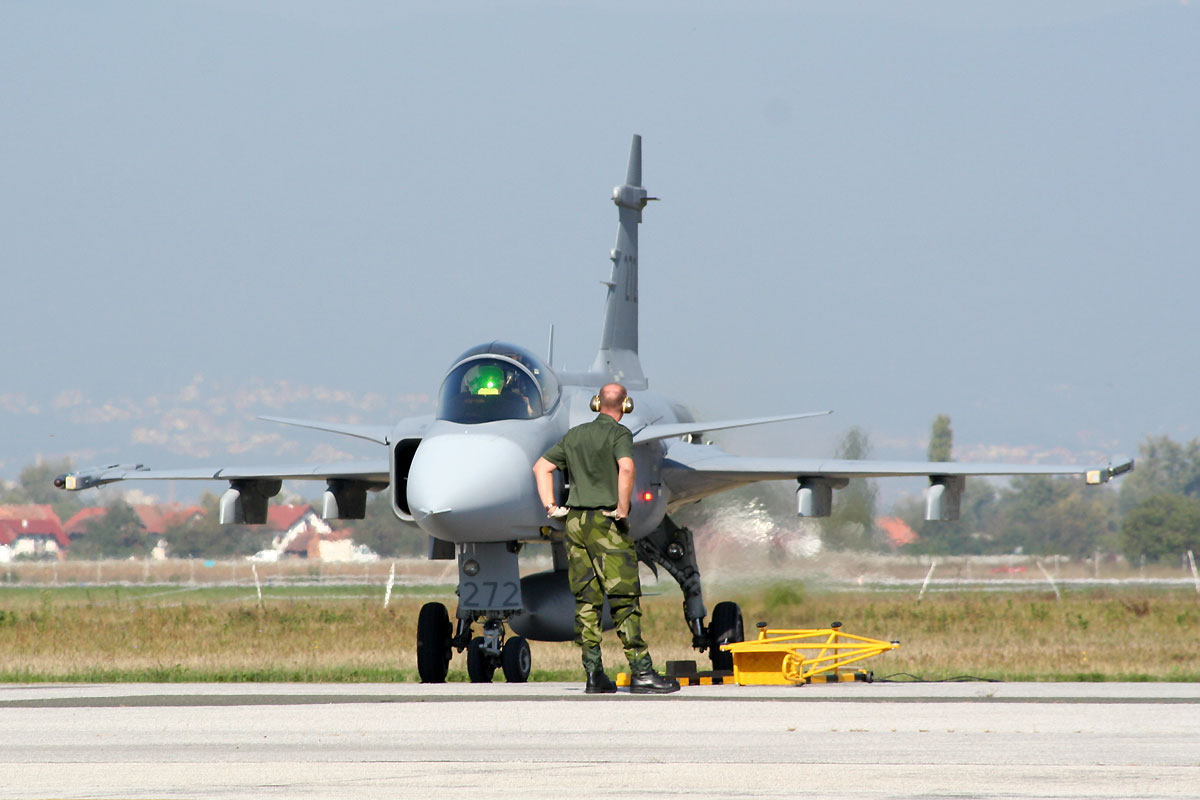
[533,382,680,695]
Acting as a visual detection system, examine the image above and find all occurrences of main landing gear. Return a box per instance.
[707,600,745,672]
[416,602,532,684]
[637,515,745,672]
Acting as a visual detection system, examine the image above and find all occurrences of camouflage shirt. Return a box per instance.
[542,414,634,509]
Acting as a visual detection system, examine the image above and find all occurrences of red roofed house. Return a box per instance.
[0,505,69,561]
[132,505,204,537]
[304,527,377,562]
[260,507,376,562]
[315,528,374,562]
[877,516,919,549]
[62,507,107,540]
[266,505,333,558]
[64,504,205,560]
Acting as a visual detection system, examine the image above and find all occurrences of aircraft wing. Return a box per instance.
[55,412,435,491]
[661,441,1133,507]
[632,411,831,444]
[55,460,390,491]
[257,414,433,445]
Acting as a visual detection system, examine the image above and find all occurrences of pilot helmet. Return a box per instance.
[466,364,505,396]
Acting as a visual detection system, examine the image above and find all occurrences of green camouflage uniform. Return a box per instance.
[542,414,651,674]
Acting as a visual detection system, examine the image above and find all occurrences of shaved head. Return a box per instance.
[598,383,628,413]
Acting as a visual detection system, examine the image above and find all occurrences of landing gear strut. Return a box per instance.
[636,515,744,671]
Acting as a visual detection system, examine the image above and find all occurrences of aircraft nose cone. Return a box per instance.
[406,433,538,542]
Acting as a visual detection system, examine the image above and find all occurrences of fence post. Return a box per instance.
[383,562,396,609]
[1036,559,1061,601]
[918,559,936,602]
[252,564,264,608]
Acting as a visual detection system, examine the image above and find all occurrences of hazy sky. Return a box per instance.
[2,1,1197,501]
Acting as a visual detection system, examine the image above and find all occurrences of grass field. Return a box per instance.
[1,576,1197,683]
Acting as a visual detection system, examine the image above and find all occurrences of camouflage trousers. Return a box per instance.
[564,509,651,674]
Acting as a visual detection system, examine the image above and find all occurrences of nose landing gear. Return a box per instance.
[465,618,531,683]
[416,603,532,684]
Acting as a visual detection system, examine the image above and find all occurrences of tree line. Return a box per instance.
[886,418,1198,563]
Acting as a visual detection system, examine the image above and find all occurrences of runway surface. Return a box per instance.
[3,681,1198,799]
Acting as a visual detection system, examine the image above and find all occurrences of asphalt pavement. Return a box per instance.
[2,681,1198,799]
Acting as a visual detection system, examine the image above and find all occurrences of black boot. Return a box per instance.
[585,670,617,694]
[629,670,680,694]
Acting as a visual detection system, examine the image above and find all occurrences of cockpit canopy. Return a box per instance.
[437,342,560,424]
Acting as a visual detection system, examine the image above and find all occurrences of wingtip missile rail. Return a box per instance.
[54,464,149,491]
[1086,457,1134,485]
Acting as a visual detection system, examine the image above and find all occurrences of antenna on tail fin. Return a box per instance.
[592,134,656,389]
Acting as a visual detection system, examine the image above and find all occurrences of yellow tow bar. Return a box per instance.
[721,622,899,686]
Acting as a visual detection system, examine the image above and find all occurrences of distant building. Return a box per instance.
[62,507,106,541]
[877,516,919,548]
[132,505,204,537]
[247,505,376,562]
[279,526,378,562]
[64,504,204,560]
[0,505,69,561]
[50,502,375,563]
[265,505,332,552]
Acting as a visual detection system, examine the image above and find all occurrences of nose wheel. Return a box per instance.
[466,637,496,683]
[464,619,531,683]
[502,636,531,682]
[419,603,532,683]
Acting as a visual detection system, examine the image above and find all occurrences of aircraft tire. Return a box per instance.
[416,602,452,683]
[501,635,531,683]
[466,637,495,683]
[708,601,744,672]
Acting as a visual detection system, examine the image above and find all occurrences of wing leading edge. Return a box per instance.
[56,460,390,491]
[632,411,832,444]
[661,441,1133,520]
[54,413,431,521]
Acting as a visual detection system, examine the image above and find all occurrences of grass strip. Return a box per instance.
[1,584,1197,683]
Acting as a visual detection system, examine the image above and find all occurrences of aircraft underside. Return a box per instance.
[414,514,745,683]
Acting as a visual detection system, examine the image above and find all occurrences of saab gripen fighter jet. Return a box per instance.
[56,135,1133,683]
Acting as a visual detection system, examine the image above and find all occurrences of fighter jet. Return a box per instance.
[56,135,1133,683]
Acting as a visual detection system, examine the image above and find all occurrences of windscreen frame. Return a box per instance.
[436,354,549,424]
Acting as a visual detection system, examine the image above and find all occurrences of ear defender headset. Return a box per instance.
[590,394,634,414]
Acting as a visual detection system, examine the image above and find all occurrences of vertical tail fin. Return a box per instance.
[592,134,654,388]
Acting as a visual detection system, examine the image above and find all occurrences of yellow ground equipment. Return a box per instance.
[721,622,899,686]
